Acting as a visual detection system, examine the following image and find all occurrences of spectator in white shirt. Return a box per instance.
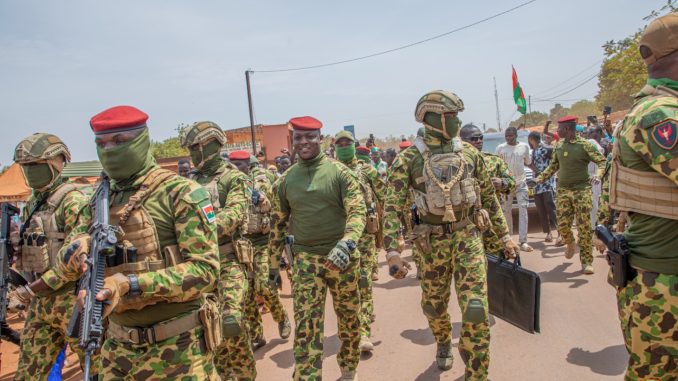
[496,127,533,251]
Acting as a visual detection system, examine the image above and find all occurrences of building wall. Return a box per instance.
[261,124,291,164]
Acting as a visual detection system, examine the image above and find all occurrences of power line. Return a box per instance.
[532,73,598,102]
[252,0,537,73]
[532,60,602,97]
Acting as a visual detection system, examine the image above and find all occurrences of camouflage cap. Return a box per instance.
[640,12,678,65]
[334,130,355,142]
[181,121,227,148]
[14,133,71,164]
[415,90,465,123]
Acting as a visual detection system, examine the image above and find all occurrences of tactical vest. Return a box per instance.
[104,168,186,311]
[245,171,271,235]
[354,161,380,234]
[19,183,81,273]
[609,86,678,221]
[412,137,481,222]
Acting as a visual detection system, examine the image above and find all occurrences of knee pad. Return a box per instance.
[222,315,242,338]
[422,303,441,318]
[463,298,486,324]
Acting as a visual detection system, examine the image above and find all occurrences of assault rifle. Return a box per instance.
[67,173,118,380]
[594,224,636,288]
[1,203,20,347]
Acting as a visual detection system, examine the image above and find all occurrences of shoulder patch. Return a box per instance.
[188,186,210,203]
[639,107,674,129]
[200,202,216,224]
[650,119,678,150]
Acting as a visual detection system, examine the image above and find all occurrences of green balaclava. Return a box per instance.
[423,112,461,142]
[22,163,56,189]
[97,128,154,182]
[336,144,356,162]
[189,140,222,171]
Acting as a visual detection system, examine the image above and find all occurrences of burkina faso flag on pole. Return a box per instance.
[512,66,527,115]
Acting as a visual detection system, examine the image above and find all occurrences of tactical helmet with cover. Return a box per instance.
[14,133,71,190]
[181,121,227,169]
[415,90,465,141]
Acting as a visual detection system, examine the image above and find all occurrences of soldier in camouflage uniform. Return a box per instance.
[52,106,221,380]
[8,133,95,380]
[384,91,519,380]
[535,116,605,274]
[334,130,387,353]
[460,124,516,256]
[228,150,291,351]
[181,123,255,380]
[604,14,678,380]
[268,116,366,381]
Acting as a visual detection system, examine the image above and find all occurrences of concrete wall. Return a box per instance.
[261,124,291,163]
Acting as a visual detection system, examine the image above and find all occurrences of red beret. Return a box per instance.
[289,116,322,130]
[557,115,578,124]
[90,105,148,135]
[399,141,413,149]
[228,150,251,160]
[356,146,370,155]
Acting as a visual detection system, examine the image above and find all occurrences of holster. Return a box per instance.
[366,211,380,235]
[408,224,433,254]
[472,209,491,233]
[198,295,222,352]
[606,250,637,288]
[234,238,254,272]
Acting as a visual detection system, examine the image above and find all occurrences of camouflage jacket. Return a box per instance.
[268,153,366,267]
[24,178,88,292]
[481,152,516,195]
[383,140,509,252]
[192,161,249,244]
[47,165,220,325]
[245,167,274,244]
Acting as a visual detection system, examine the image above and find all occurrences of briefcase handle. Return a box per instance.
[498,252,522,268]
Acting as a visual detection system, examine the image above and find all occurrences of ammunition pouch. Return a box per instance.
[406,220,472,254]
[366,210,380,234]
[19,236,50,273]
[199,295,222,351]
[463,298,486,324]
[234,238,254,273]
[222,314,242,338]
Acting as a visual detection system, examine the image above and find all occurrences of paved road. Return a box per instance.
[0,210,629,380]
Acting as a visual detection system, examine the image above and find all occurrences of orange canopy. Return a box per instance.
[0,163,31,202]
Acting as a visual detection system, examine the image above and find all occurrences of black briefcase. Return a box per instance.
[486,253,541,333]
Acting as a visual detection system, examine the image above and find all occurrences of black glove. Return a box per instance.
[251,189,261,206]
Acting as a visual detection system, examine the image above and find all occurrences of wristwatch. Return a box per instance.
[128,274,141,296]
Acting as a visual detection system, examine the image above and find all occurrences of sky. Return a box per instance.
[0,0,662,166]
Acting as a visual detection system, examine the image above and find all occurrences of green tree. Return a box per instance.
[596,31,646,111]
[151,136,187,159]
[569,100,599,119]
[549,103,569,122]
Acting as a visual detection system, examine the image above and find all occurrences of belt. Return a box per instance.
[107,311,202,345]
[427,219,471,235]
[219,243,238,262]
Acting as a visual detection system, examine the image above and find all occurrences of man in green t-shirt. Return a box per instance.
[605,13,678,379]
[268,116,366,381]
[535,116,605,274]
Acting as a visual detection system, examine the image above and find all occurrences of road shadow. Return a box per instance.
[373,274,420,290]
[269,347,295,369]
[400,321,468,347]
[566,345,628,376]
[254,338,288,360]
[414,361,443,381]
[538,262,589,288]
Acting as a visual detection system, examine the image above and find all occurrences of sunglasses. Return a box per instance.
[468,135,484,142]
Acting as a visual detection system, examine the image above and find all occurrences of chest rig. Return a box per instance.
[354,161,380,234]
[412,137,481,222]
[245,171,272,235]
[19,183,81,273]
[104,169,185,310]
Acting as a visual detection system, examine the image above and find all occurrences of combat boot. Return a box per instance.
[340,369,359,381]
[278,315,292,339]
[565,242,576,259]
[436,342,453,370]
[583,264,594,274]
[252,335,267,351]
[359,336,374,352]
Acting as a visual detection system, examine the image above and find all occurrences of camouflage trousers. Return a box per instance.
[246,241,288,340]
[358,233,377,338]
[100,326,216,380]
[15,287,97,380]
[292,251,361,380]
[617,270,678,381]
[214,258,257,381]
[481,229,503,257]
[418,224,490,381]
[556,187,593,266]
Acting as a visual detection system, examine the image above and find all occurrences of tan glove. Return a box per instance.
[593,237,607,255]
[97,273,130,318]
[8,285,34,311]
[258,194,272,213]
[386,251,411,279]
[502,236,520,259]
[62,235,91,278]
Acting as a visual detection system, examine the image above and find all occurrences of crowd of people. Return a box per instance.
[1,12,677,381]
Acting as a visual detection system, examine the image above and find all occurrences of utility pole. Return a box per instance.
[527,95,532,127]
[245,70,257,155]
[493,77,502,131]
